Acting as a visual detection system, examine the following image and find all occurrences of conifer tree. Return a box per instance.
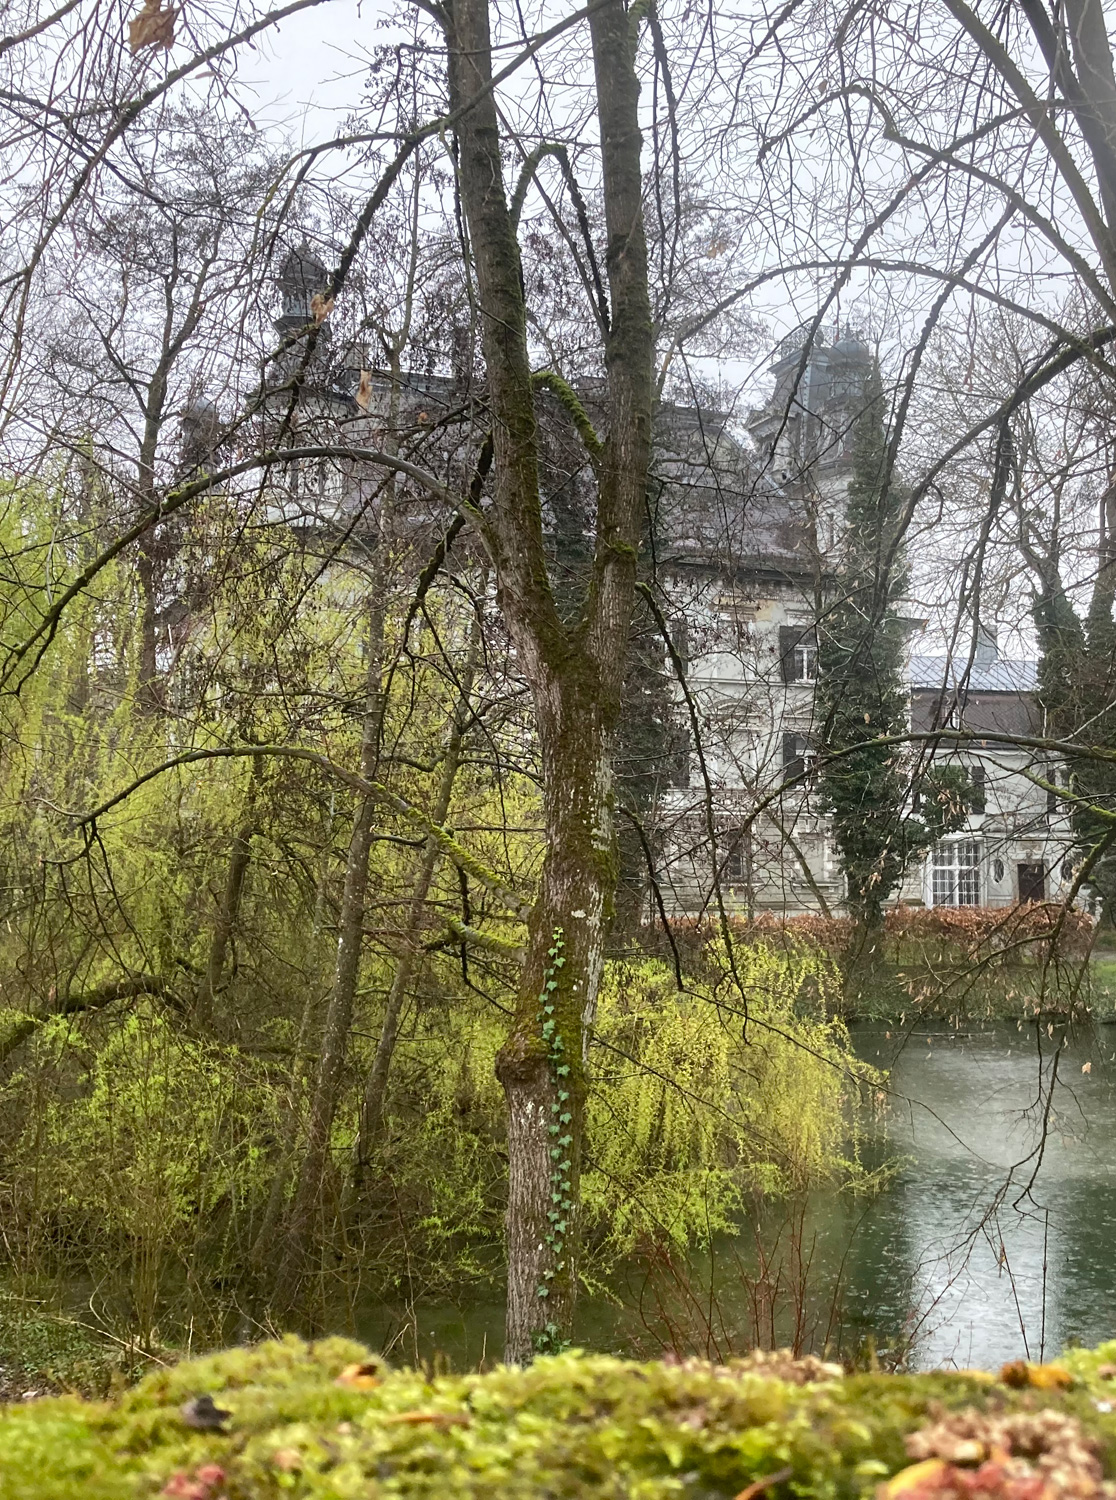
[817,363,966,933]
[1031,477,1116,919]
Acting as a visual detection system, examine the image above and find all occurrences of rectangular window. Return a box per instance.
[782,731,811,784]
[667,724,691,788]
[779,625,818,683]
[969,764,987,815]
[931,840,982,907]
[722,829,748,884]
[793,641,818,681]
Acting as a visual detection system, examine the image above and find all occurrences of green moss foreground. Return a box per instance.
[6,1336,1116,1500]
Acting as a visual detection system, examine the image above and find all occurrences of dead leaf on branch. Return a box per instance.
[128,0,177,52]
[310,292,334,324]
[356,369,373,411]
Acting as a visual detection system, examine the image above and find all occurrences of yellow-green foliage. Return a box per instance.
[9,1006,284,1341]
[0,479,541,1320]
[19,1005,280,1241]
[347,991,509,1289]
[585,944,879,1257]
[7,1337,1116,1500]
[0,479,873,1348]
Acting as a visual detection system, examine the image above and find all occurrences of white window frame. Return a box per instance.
[929,839,982,907]
[790,640,818,682]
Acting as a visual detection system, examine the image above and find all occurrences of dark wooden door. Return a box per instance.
[1017,862,1046,904]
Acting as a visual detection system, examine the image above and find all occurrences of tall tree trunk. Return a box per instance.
[497,683,613,1357]
[194,763,260,1029]
[136,533,159,707]
[194,818,253,1028]
[276,590,385,1298]
[244,980,319,1322]
[243,806,340,1323]
[445,0,652,1360]
[351,593,485,1186]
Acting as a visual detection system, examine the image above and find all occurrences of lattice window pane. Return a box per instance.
[931,841,981,907]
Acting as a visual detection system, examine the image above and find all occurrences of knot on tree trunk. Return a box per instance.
[496,1031,549,1087]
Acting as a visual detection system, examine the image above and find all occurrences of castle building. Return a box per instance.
[257,261,1071,915]
[654,327,1072,915]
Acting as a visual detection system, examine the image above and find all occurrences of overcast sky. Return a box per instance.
[229,0,391,141]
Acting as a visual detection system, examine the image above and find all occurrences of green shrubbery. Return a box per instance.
[0,937,873,1360]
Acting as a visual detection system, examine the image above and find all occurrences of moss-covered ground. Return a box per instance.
[6,1337,1116,1500]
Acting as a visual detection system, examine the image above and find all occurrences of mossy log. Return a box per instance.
[5,1336,1116,1499]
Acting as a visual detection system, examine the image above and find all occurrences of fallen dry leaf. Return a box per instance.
[128,0,176,52]
[881,1459,952,1499]
[270,1448,303,1472]
[734,1465,794,1500]
[1000,1361,1073,1391]
[335,1360,382,1390]
[383,1410,471,1429]
[1082,1062,1092,1074]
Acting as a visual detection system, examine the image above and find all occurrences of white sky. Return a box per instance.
[226,0,393,141]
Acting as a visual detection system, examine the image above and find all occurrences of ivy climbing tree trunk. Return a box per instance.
[444,0,653,1360]
[816,362,967,997]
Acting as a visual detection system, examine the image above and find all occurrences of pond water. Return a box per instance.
[836,1018,1116,1370]
[354,1019,1116,1370]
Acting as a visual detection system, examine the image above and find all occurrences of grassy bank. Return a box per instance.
[6,1336,1116,1498]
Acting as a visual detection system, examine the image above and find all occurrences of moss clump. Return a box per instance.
[5,1337,1116,1499]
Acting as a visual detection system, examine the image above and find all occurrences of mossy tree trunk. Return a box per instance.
[445,0,652,1360]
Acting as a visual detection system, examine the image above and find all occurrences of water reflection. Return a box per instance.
[845,1020,1116,1369]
